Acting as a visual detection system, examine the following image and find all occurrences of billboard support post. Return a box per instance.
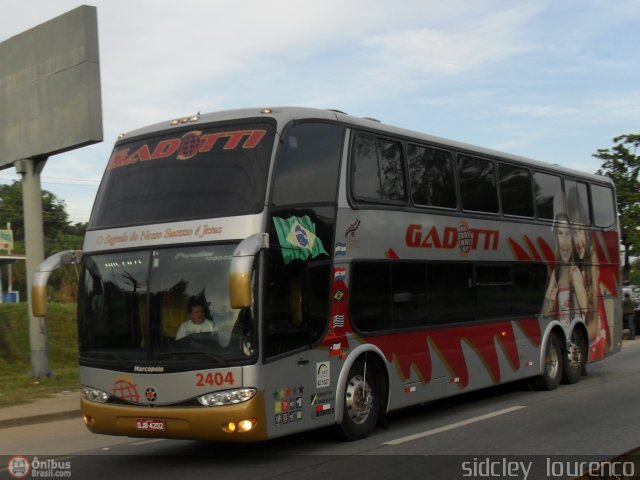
[16,157,50,376]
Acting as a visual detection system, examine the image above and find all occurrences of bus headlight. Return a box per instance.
[197,388,257,406]
[82,386,110,404]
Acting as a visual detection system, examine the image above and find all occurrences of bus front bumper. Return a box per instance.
[80,391,268,442]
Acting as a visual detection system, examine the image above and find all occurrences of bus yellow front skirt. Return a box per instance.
[80,391,268,442]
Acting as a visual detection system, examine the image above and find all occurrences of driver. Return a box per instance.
[175,297,218,340]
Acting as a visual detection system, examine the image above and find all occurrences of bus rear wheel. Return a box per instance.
[562,329,588,384]
[340,358,380,440]
[531,333,563,391]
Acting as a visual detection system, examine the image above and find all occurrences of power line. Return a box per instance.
[0,173,100,186]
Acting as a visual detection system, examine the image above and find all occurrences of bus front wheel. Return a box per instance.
[340,358,380,440]
[531,333,563,391]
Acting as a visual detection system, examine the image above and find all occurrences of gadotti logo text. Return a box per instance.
[108,129,267,169]
[405,221,499,256]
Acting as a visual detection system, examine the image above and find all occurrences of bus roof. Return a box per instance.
[116,106,612,186]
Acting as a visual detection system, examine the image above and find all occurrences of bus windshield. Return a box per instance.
[89,119,276,229]
[77,243,256,369]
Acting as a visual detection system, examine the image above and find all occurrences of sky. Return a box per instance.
[1,0,640,224]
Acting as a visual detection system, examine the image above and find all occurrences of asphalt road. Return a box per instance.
[3,340,640,479]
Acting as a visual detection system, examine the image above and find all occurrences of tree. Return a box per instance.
[0,181,72,243]
[0,181,85,301]
[631,258,640,287]
[594,134,640,279]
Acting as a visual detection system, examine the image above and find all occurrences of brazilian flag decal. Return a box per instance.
[272,215,328,264]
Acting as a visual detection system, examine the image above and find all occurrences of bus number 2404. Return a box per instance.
[196,371,235,387]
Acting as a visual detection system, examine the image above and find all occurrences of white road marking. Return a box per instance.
[383,405,526,445]
[131,438,166,446]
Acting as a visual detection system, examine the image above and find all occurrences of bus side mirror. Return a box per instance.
[229,233,268,309]
[32,250,82,317]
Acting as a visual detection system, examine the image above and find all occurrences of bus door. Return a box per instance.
[261,253,335,438]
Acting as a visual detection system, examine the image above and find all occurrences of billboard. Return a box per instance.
[0,5,103,169]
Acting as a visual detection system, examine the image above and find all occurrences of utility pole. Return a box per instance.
[6,222,12,295]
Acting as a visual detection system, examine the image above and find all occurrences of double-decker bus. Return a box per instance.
[32,107,621,442]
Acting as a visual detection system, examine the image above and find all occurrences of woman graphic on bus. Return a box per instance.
[543,192,588,326]
[566,186,610,358]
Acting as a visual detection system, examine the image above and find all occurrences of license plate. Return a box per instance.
[136,418,166,431]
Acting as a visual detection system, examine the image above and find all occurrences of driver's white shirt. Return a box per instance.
[175,319,217,340]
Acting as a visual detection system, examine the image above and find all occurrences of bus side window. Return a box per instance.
[271,122,344,207]
[392,263,428,329]
[352,134,407,203]
[499,163,534,217]
[350,262,392,332]
[427,263,475,324]
[591,183,616,227]
[458,155,499,214]
[533,171,562,220]
[408,143,457,209]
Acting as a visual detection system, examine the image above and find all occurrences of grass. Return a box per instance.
[0,303,79,407]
